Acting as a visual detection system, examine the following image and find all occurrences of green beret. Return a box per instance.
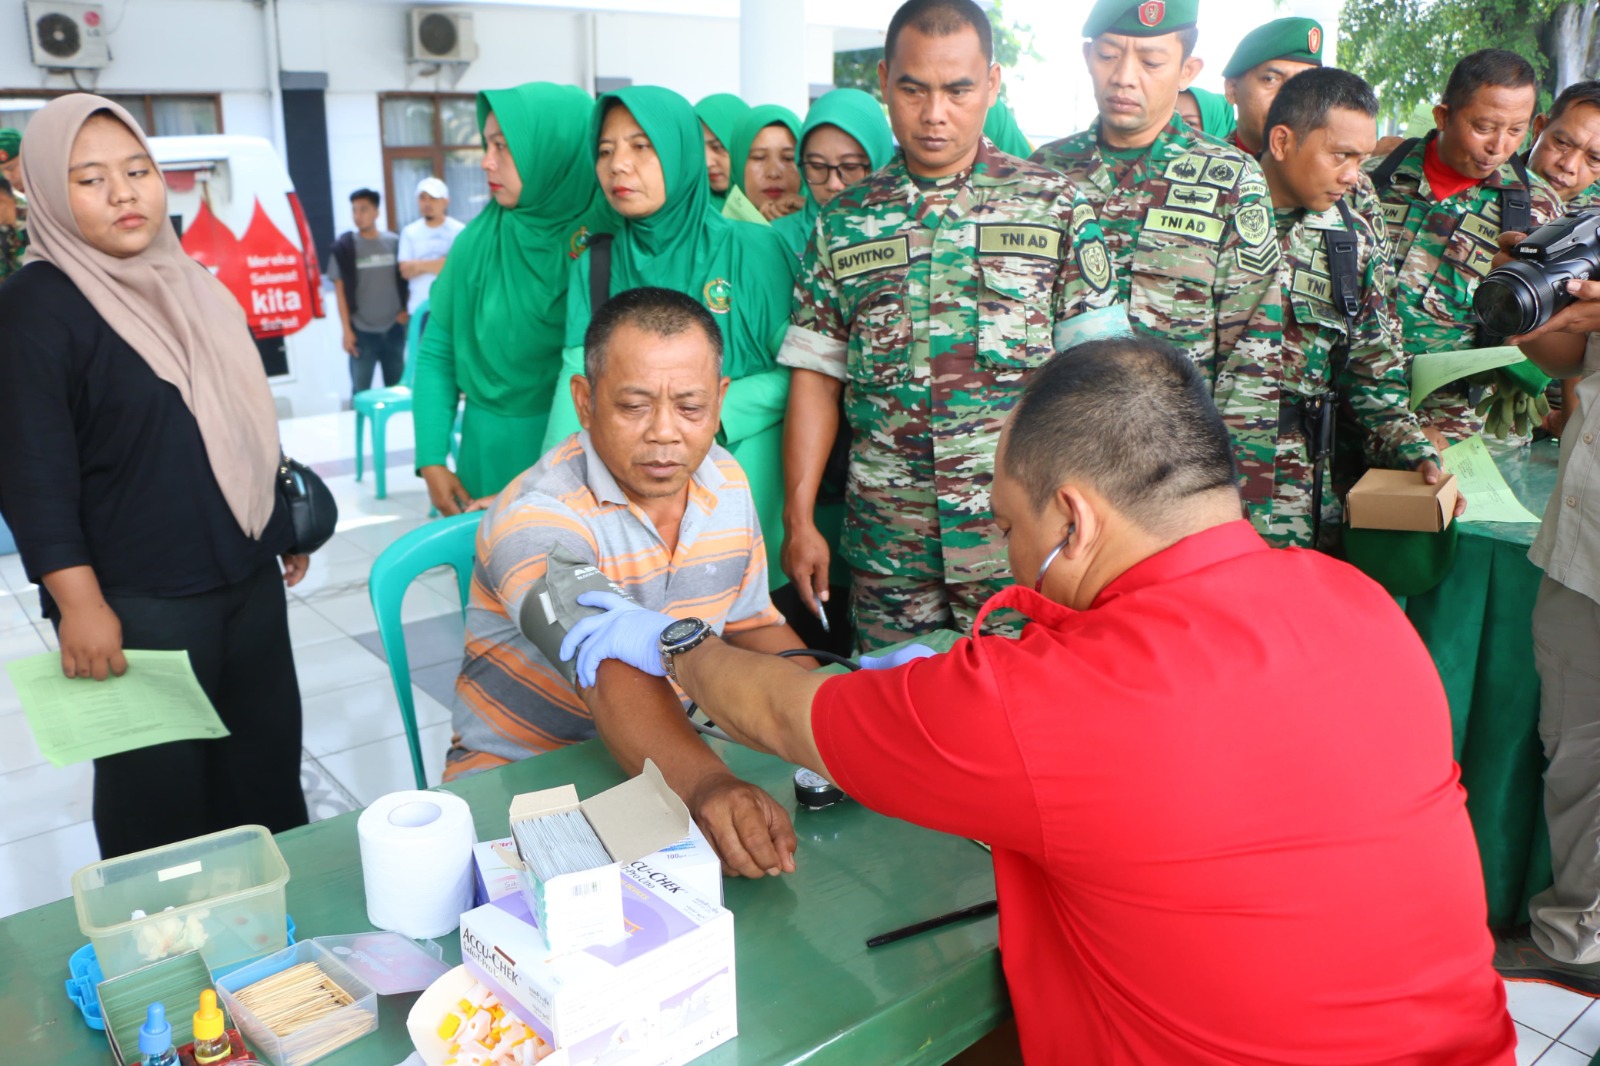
[0,128,18,164]
[1223,18,1324,78]
[1342,523,1459,598]
[1083,0,1198,39]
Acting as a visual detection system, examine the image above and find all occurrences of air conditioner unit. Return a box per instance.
[409,9,477,63]
[26,0,110,70]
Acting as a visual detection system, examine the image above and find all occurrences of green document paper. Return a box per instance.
[1441,435,1544,524]
[6,649,229,767]
[1410,346,1526,409]
[720,185,770,226]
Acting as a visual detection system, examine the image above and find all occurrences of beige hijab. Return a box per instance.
[21,94,280,539]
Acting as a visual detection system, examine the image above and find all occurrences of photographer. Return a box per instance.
[1492,274,1600,991]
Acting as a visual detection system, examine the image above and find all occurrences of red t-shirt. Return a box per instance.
[812,522,1514,1065]
[1423,138,1483,202]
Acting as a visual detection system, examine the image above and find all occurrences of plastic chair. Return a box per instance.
[353,302,429,500]
[368,511,483,789]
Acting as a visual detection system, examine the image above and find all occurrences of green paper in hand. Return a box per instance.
[1440,435,1544,524]
[721,185,770,225]
[6,649,228,767]
[1410,346,1527,409]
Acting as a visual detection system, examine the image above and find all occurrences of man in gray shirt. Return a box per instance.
[327,187,408,395]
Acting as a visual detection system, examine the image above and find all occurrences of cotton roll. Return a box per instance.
[358,789,478,939]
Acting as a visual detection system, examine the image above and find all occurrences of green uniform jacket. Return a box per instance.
[1263,175,1436,547]
[778,137,1127,590]
[1032,116,1285,509]
[1364,138,1561,444]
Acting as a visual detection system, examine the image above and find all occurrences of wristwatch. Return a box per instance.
[659,617,714,682]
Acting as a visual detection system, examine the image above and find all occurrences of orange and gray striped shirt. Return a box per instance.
[446,432,782,778]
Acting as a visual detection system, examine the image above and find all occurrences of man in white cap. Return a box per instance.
[398,176,464,315]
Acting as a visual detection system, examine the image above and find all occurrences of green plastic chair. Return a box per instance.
[354,302,428,500]
[368,511,482,789]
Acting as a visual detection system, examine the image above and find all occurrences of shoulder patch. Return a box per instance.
[831,235,911,280]
[1236,241,1282,275]
[1236,203,1272,247]
[1072,202,1097,230]
[1077,238,1113,293]
[1164,184,1219,212]
[977,223,1063,260]
[1238,178,1268,200]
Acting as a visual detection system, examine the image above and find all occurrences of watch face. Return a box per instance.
[661,618,702,645]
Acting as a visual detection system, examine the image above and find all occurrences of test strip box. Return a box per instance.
[476,821,722,909]
[508,759,698,953]
[459,876,736,1066]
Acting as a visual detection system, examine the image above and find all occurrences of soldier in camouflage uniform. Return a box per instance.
[1364,49,1562,445]
[778,0,1127,651]
[1255,68,1451,548]
[1031,0,1285,510]
[1221,17,1324,159]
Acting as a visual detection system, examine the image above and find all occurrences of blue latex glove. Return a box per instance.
[857,643,937,670]
[559,590,676,689]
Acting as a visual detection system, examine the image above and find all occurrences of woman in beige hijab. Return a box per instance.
[0,95,310,858]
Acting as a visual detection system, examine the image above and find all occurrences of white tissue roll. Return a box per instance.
[358,790,477,940]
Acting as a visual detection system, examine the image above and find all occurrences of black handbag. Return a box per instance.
[277,452,338,555]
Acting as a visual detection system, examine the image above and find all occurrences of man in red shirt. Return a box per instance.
[562,338,1516,1064]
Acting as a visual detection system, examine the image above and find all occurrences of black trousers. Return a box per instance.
[57,561,310,858]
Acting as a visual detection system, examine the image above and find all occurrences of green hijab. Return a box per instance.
[772,89,893,257]
[424,82,614,415]
[694,93,749,211]
[1185,86,1238,139]
[728,104,802,197]
[591,86,796,380]
[983,99,1033,158]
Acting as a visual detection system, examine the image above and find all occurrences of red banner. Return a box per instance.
[181,197,318,339]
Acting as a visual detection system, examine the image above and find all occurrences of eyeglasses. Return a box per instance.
[803,160,871,185]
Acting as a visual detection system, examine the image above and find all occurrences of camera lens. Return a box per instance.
[1473,268,1541,337]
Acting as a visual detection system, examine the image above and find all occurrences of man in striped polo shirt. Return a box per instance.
[446,286,808,878]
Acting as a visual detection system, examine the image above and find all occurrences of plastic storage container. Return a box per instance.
[216,940,378,1066]
[72,825,290,979]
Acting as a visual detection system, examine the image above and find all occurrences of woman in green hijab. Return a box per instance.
[725,104,802,223]
[771,89,893,258]
[1175,86,1238,140]
[694,93,749,214]
[542,86,799,588]
[413,82,614,513]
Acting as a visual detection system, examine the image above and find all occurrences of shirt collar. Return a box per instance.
[1091,520,1269,608]
[576,430,726,509]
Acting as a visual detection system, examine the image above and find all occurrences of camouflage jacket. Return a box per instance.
[1032,116,1285,506]
[0,225,24,282]
[1364,136,1562,442]
[779,137,1124,586]
[1259,182,1436,547]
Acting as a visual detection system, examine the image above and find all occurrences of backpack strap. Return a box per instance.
[1368,136,1421,195]
[1500,152,1534,236]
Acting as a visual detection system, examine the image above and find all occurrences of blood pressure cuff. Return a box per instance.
[517,542,638,686]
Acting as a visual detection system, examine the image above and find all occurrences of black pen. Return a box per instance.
[865,899,999,948]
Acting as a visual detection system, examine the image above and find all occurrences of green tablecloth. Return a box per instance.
[1406,439,1560,928]
[0,736,1005,1065]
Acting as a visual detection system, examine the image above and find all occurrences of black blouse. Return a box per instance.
[0,262,292,609]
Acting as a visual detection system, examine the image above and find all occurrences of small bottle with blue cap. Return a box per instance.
[138,1002,179,1066]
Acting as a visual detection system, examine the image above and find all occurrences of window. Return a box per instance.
[379,93,488,232]
[0,92,221,138]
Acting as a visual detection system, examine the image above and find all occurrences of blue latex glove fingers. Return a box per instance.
[557,590,645,664]
[858,643,937,670]
[568,606,675,689]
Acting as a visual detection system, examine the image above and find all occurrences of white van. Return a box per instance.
[149,135,345,417]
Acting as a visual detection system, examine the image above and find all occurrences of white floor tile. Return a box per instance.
[8,819,101,913]
[300,675,451,758]
[312,534,378,566]
[335,515,428,555]
[0,624,48,660]
[314,720,452,805]
[1509,980,1596,1039]
[288,555,379,602]
[291,636,392,697]
[0,590,37,633]
[287,603,346,650]
[0,708,47,774]
[1519,1023,1556,1065]
[35,621,58,651]
[307,582,456,636]
[1536,1041,1594,1065]
[0,760,95,846]
[0,554,31,591]
[1558,1003,1600,1055]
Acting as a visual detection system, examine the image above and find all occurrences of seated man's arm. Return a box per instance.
[582,663,798,879]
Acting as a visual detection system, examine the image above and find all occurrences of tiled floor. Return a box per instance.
[0,412,1595,1059]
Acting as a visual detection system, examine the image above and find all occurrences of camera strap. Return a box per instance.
[1301,199,1363,551]
[1500,153,1534,237]
[1368,136,1421,197]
